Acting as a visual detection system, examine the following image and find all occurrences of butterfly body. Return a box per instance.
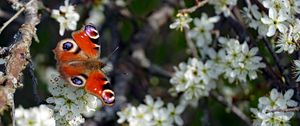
[53,24,115,106]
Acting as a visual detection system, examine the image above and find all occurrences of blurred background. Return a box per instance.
[0,0,297,126]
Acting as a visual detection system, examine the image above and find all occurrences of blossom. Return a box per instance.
[169,13,193,31]
[15,105,55,126]
[85,0,108,27]
[51,0,80,36]
[169,58,217,103]
[167,103,185,125]
[293,60,300,82]
[250,88,298,126]
[152,108,173,126]
[188,13,219,47]
[288,0,300,14]
[262,0,287,10]
[261,8,288,37]
[242,5,262,29]
[208,0,237,17]
[241,4,270,36]
[276,26,297,54]
[117,95,185,126]
[218,37,266,83]
[46,72,100,125]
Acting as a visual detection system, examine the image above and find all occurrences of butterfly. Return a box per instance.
[53,24,115,106]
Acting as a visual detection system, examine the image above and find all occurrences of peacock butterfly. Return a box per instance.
[53,24,115,106]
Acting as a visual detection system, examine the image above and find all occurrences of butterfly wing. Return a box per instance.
[58,61,115,105]
[72,24,101,59]
[53,39,89,63]
[84,70,115,106]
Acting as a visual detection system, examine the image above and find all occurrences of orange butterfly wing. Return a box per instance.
[53,24,115,106]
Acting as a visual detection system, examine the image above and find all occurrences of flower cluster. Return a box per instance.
[215,37,266,83]
[250,89,298,126]
[169,13,193,31]
[15,105,55,126]
[169,58,218,103]
[241,4,268,36]
[51,0,80,36]
[169,37,265,103]
[46,72,100,126]
[242,0,300,53]
[117,95,185,126]
[208,0,237,17]
[188,13,219,48]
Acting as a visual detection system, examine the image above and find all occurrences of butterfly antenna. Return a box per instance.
[107,46,119,61]
[101,46,119,69]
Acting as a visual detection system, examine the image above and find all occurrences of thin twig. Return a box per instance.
[179,0,208,13]
[0,0,34,34]
[28,59,41,104]
[184,27,200,58]
[211,92,252,126]
[201,98,210,126]
[267,106,300,112]
[262,37,292,86]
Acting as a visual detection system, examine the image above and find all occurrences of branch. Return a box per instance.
[267,106,300,112]
[0,0,40,114]
[179,0,208,14]
[262,37,292,86]
[184,27,200,58]
[201,98,210,126]
[0,0,34,34]
[211,92,252,126]
[130,5,174,78]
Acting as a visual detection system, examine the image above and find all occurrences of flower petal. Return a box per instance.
[267,25,276,37]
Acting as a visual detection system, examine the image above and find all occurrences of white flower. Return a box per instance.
[262,0,286,9]
[241,5,264,30]
[169,13,193,31]
[170,58,217,103]
[261,8,288,37]
[129,106,152,126]
[15,105,55,126]
[218,37,265,83]
[85,3,106,27]
[167,103,185,125]
[46,73,100,126]
[293,60,300,82]
[144,95,164,112]
[208,0,237,17]
[152,108,172,126]
[117,95,185,126]
[117,104,133,123]
[251,88,298,126]
[51,0,80,36]
[288,0,300,14]
[188,13,219,47]
[276,26,297,54]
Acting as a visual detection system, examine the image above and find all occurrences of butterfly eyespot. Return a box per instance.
[101,89,115,105]
[68,75,86,87]
[59,39,78,53]
[84,24,99,39]
[62,42,73,51]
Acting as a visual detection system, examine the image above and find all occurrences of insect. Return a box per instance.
[53,24,115,106]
